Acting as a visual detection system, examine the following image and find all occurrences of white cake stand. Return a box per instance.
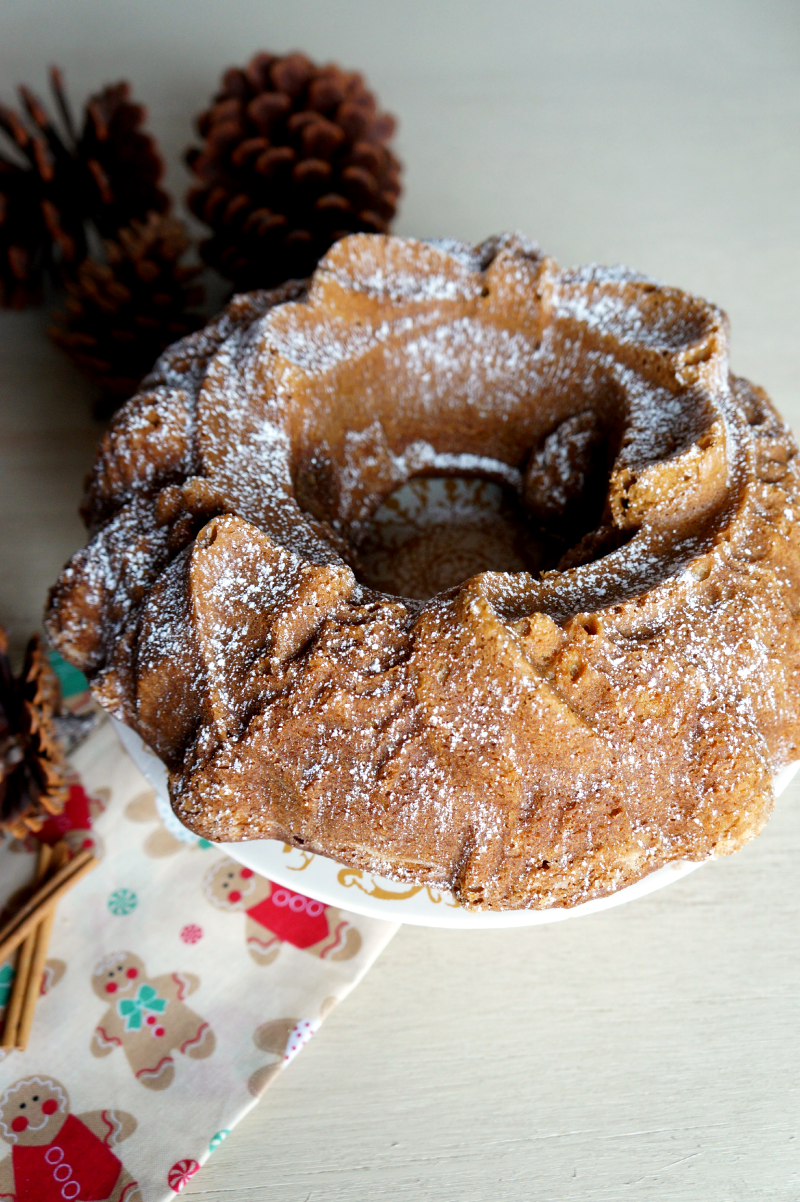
[112,718,799,929]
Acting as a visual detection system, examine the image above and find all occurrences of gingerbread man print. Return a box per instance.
[0,1075,141,1202]
[90,952,215,1090]
[203,858,362,965]
[123,790,211,858]
[247,1016,324,1097]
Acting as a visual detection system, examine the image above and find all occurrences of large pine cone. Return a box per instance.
[0,630,69,838]
[0,68,169,307]
[187,51,402,290]
[50,212,204,418]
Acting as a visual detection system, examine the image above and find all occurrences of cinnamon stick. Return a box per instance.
[16,842,70,1050]
[0,843,52,1049]
[0,848,97,965]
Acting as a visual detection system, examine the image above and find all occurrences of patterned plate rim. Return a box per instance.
[111,718,800,929]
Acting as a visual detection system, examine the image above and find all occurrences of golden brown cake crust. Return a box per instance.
[47,233,800,909]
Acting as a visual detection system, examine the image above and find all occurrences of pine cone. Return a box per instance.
[50,212,204,418]
[0,157,46,307]
[77,77,169,237]
[187,51,402,290]
[0,629,69,839]
[0,67,169,307]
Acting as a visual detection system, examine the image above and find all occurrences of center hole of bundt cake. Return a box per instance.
[355,476,549,601]
[348,408,625,601]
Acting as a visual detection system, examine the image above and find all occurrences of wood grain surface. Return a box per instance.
[2,2,799,1198]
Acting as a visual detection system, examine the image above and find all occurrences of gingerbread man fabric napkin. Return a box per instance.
[0,715,398,1201]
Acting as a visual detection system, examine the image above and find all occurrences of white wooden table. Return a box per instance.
[2,2,800,1198]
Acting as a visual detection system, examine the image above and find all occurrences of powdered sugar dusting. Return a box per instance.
[46,233,800,911]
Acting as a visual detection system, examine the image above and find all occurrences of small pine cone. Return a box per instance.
[0,629,69,838]
[0,158,47,307]
[0,68,169,305]
[50,212,205,418]
[187,51,402,290]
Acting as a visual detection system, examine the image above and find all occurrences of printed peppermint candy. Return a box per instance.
[180,924,203,944]
[168,1158,200,1192]
[107,888,138,915]
[209,1129,229,1153]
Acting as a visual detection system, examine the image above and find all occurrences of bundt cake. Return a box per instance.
[46,233,800,909]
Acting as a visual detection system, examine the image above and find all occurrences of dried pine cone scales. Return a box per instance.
[187,52,402,289]
[50,212,204,417]
[0,630,68,838]
[0,67,169,307]
[77,77,169,237]
[0,158,45,307]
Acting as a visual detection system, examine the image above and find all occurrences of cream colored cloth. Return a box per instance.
[0,719,397,1200]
